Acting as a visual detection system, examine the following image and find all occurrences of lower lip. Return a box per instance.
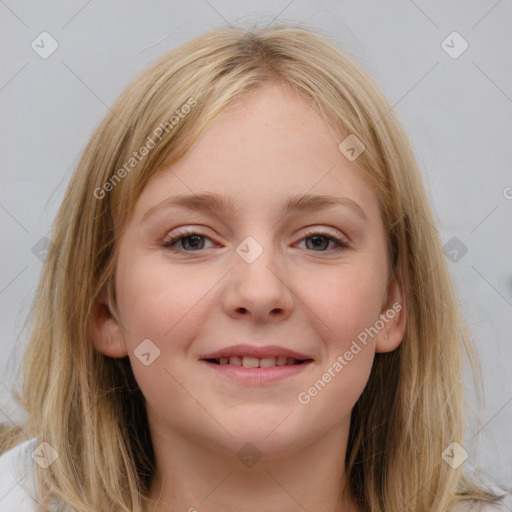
[201,360,313,384]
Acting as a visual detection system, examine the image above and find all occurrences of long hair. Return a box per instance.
[1,24,506,511]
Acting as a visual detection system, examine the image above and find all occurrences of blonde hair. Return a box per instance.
[1,24,506,511]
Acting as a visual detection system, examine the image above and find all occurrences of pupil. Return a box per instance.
[308,235,327,250]
[184,235,204,250]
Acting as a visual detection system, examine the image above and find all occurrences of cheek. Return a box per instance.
[294,273,377,408]
[293,261,385,413]
[114,257,220,429]
[303,263,387,347]
[114,254,224,397]
[296,346,374,432]
[115,250,213,344]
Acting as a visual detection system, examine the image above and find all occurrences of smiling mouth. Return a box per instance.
[204,356,312,368]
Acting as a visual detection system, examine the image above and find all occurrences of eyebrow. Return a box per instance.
[141,192,367,222]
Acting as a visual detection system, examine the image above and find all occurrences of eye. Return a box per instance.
[298,229,350,252]
[161,227,350,254]
[162,228,215,252]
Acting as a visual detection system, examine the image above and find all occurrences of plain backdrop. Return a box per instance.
[1,0,511,488]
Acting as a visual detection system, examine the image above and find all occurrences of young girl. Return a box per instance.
[0,24,509,512]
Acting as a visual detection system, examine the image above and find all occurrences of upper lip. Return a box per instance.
[199,344,313,361]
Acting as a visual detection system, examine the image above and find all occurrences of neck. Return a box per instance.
[143,416,359,512]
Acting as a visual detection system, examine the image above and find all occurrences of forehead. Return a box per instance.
[132,84,380,222]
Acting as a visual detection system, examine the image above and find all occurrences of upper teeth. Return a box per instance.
[217,356,300,367]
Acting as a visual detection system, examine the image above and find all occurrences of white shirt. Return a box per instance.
[0,438,510,511]
[0,437,42,511]
[0,437,72,511]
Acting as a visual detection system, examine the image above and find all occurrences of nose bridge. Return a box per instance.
[224,232,293,320]
[235,234,268,266]
[234,233,282,286]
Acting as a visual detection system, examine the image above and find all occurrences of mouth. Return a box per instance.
[204,355,311,367]
[199,344,314,384]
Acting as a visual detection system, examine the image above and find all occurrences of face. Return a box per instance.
[93,84,405,459]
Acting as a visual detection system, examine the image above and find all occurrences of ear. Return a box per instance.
[375,260,406,353]
[91,285,129,358]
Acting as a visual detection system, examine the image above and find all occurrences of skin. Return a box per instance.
[92,84,406,512]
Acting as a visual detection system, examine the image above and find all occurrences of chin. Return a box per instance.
[205,414,317,462]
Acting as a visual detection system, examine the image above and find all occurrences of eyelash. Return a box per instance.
[302,228,350,251]
[161,228,350,253]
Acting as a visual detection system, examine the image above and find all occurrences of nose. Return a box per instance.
[221,236,294,324]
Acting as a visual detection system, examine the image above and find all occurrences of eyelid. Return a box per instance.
[162,226,348,241]
[162,226,217,247]
[300,226,351,246]
[161,225,351,254]
[297,231,350,254]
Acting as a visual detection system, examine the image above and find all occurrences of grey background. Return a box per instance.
[1,0,511,487]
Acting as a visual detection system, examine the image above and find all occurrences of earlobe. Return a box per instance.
[375,261,407,354]
[90,287,129,358]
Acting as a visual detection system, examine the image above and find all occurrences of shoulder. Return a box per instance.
[0,437,40,511]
